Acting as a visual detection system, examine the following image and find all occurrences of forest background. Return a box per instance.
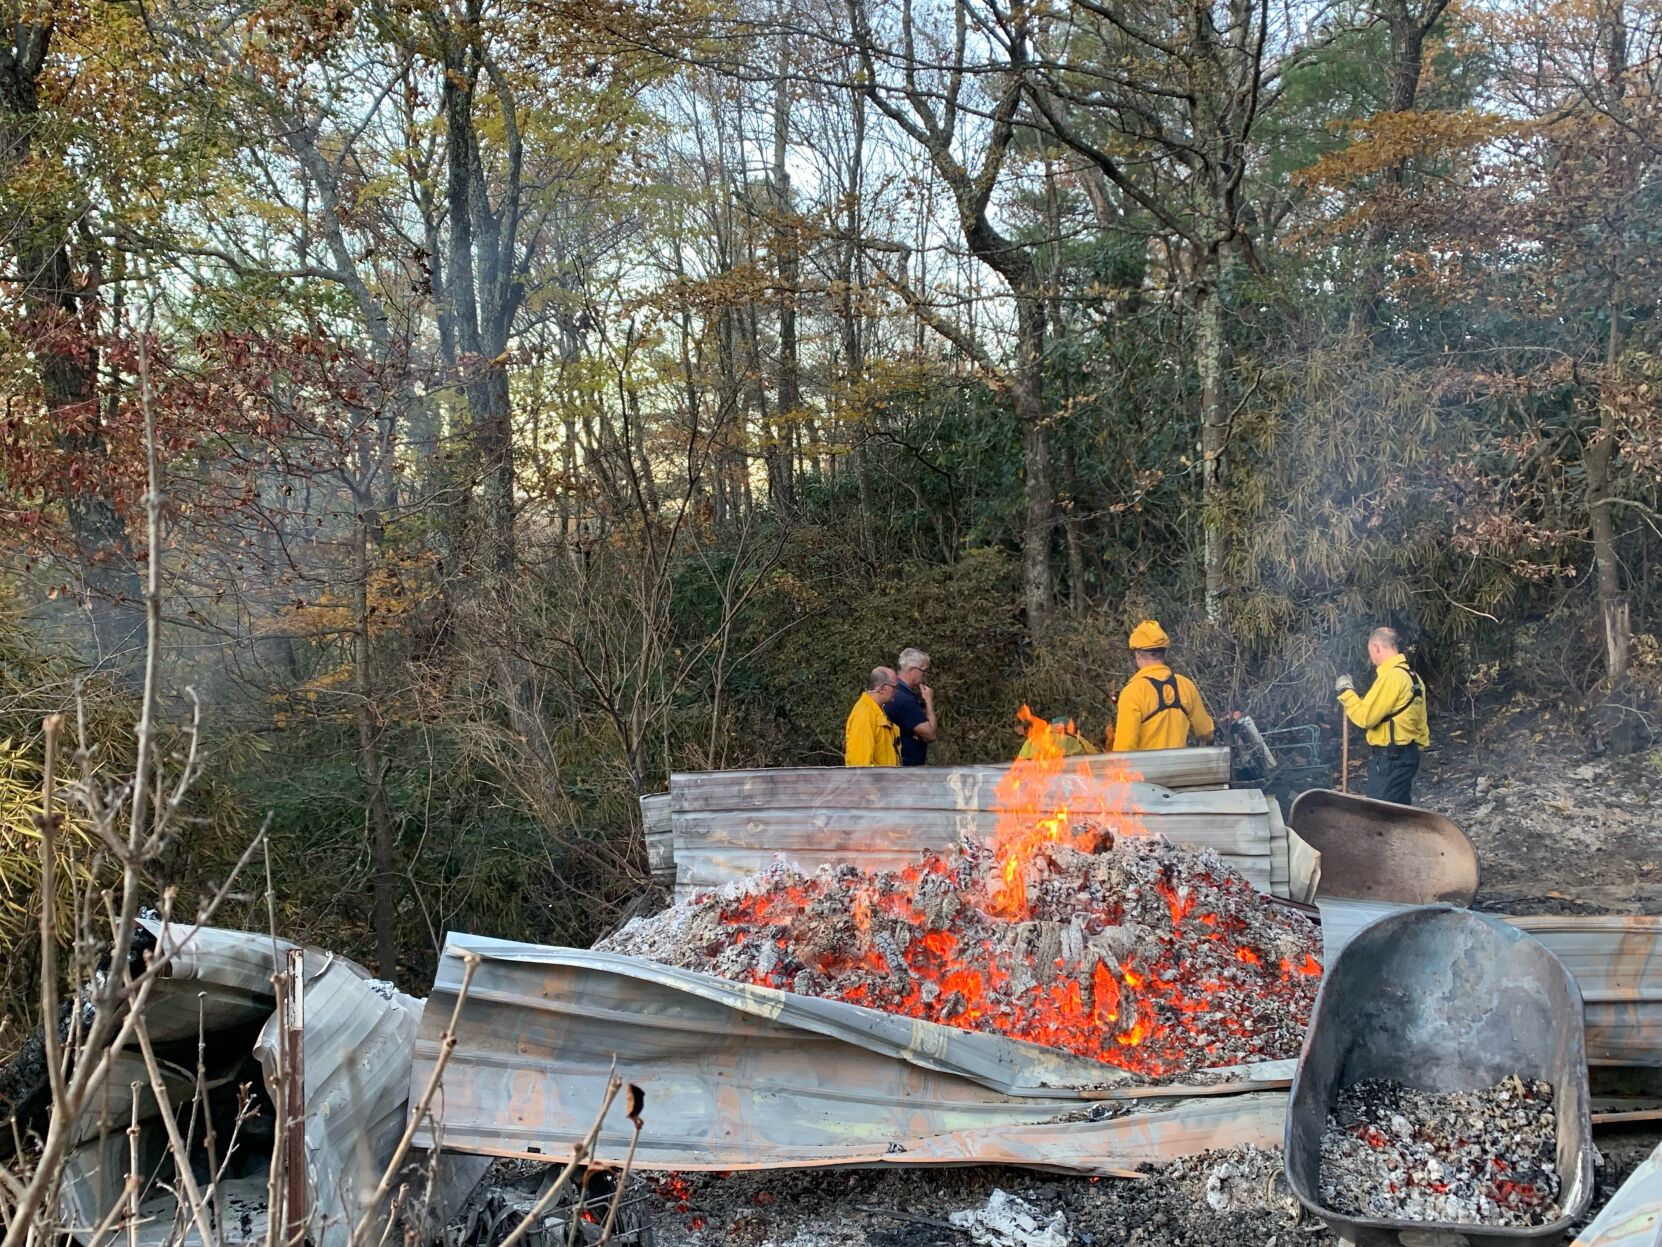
[2,0,1661,1006]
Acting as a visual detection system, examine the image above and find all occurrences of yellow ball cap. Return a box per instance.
[1128,620,1169,650]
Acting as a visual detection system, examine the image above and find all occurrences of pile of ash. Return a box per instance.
[1319,1074,1562,1226]
[599,832,1321,1077]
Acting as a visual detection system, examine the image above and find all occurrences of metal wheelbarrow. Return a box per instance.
[1289,789,1480,906]
[1286,906,1594,1247]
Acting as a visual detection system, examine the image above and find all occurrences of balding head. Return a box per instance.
[868,666,898,705]
[1368,627,1401,665]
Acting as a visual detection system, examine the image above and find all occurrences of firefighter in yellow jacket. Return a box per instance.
[1336,626,1429,804]
[844,666,901,767]
[1111,621,1215,752]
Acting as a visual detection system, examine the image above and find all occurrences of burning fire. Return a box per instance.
[985,707,1145,918]
[605,710,1323,1077]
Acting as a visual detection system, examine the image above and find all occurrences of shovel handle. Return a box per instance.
[1339,721,1350,793]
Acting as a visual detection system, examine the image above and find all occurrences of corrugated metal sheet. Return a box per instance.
[59,922,478,1247]
[417,901,1662,1177]
[672,750,1232,813]
[1318,902,1662,1067]
[411,934,1292,1176]
[1287,824,1322,905]
[1570,1139,1662,1247]
[671,777,1284,898]
[641,793,673,884]
[257,951,424,1247]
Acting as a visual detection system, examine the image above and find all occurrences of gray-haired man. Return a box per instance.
[887,647,939,766]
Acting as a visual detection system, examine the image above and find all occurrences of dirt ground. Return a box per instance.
[1420,706,1662,915]
[627,714,1662,1246]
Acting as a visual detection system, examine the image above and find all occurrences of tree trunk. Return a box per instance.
[354,514,400,977]
[843,84,876,564]
[436,18,519,581]
[1350,0,1444,332]
[1589,0,1631,690]
[1587,416,1629,688]
[467,365,516,580]
[1013,297,1053,628]
[1590,307,1630,688]
[1064,445,1086,615]
[771,26,799,514]
[1195,270,1229,623]
[1,20,142,664]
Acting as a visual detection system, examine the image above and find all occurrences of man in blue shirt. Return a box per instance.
[887,647,939,766]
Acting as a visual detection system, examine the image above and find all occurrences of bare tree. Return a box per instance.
[846,0,1056,627]
[1020,0,1299,621]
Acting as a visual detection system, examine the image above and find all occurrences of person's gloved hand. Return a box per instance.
[1334,674,1355,695]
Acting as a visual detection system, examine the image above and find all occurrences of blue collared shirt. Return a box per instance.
[886,680,930,766]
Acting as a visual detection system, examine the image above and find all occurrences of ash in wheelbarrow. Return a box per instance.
[1285,906,1594,1247]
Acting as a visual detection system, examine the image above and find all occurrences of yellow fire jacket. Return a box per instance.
[844,692,900,767]
[1016,722,1097,760]
[1111,665,1215,752]
[1339,654,1430,747]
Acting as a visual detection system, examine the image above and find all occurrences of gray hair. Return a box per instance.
[868,666,896,691]
[897,647,930,674]
[1369,627,1401,652]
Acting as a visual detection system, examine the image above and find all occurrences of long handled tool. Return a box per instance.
[1339,721,1349,794]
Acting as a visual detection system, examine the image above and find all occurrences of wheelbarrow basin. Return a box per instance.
[1289,789,1480,906]
[1286,906,1594,1247]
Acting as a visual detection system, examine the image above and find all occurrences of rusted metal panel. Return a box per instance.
[671,780,1280,899]
[411,935,1292,1176]
[1268,797,1291,893]
[1287,824,1322,905]
[641,793,674,884]
[673,806,1273,849]
[670,750,1232,815]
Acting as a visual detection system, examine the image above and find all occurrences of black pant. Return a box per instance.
[1367,744,1420,804]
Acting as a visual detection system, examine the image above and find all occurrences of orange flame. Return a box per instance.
[699,703,1324,1076]
[986,706,1145,919]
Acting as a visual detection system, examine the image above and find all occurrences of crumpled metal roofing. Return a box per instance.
[416,901,1662,1177]
[58,921,477,1247]
[411,934,1294,1176]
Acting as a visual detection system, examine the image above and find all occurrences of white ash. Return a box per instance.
[1201,1147,1298,1215]
[1319,1074,1561,1227]
[947,1188,1070,1247]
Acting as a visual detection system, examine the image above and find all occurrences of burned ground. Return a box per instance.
[1426,711,1662,916]
[632,1130,1658,1247]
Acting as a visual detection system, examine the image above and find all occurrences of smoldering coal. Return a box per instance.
[600,832,1322,1077]
[1318,1074,1562,1227]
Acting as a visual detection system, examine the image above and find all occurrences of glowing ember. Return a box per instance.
[602,709,1321,1077]
[1319,1076,1562,1226]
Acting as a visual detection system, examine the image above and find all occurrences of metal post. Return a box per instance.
[285,948,306,1247]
